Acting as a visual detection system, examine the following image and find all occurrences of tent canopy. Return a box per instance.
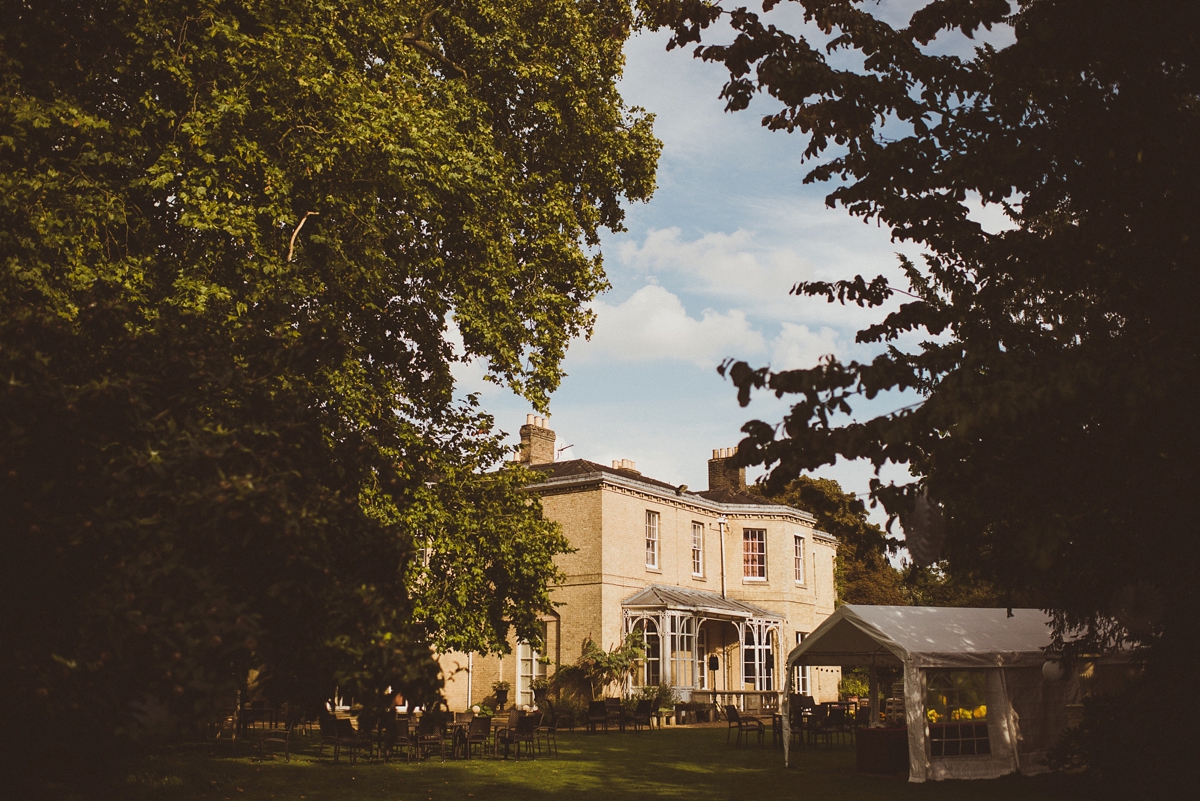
[788,605,1055,669]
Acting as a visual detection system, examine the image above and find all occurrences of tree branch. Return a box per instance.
[401,9,467,79]
[287,211,319,263]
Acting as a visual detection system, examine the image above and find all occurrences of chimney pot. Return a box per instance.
[519,415,555,465]
[708,445,746,493]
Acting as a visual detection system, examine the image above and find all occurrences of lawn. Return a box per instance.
[94,727,1083,801]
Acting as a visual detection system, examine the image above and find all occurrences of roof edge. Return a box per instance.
[529,467,817,523]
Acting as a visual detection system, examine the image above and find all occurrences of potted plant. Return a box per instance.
[492,680,510,709]
[531,677,551,705]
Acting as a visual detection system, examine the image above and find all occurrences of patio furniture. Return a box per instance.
[333,716,367,763]
[628,699,654,732]
[824,703,853,748]
[383,716,413,763]
[788,694,814,749]
[535,712,559,756]
[856,726,909,775]
[674,701,713,724]
[724,705,765,747]
[494,709,521,755]
[259,721,291,761]
[553,709,576,733]
[414,712,449,762]
[497,710,537,759]
[807,704,829,748]
[317,713,339,759]
[464,716,493,759]
[604,698,626,731]
[585,700,608,733]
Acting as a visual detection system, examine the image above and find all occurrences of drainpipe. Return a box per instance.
[717,516,728,598]
[467,652,474,709]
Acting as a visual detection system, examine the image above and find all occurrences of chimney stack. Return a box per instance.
[708,447,746,493]
[610,458,640,475]
[519,414,556,465]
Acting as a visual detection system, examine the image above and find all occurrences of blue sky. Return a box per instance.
[454,3,1015,525]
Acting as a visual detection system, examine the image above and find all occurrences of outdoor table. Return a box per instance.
[446,721,470,758]
[856,727,908,775]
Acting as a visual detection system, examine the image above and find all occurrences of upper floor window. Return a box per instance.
[691,521,704,576]
[793,535,805,584]
[743,528,766,579]
[645,510,660,569]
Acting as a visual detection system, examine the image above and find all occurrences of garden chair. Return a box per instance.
[495,708,521,754]
[807,704,830,748]
[604,697,626,731]
[788,696,813,749]
[628,699,654,732]
[317,713,339,759]
[383,716,413,763]
[333,716,368,763]
[414,711,448,762]
[497,710,536,759]
[554,709,576,733]
[724,705,764,747]
[585,700,608,733]
[535,712,559,756]
[464,716,492,759]
[824,704,853,748]
[259,720,291,761]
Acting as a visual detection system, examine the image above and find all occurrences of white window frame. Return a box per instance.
[743,528,767,580]
[516,641,547,708]
[793,535,806,584]
[691,521,704,576]
[792,632,810,694]
[742,625,775,691]
[645,510,660,569]
[632,619,661,686]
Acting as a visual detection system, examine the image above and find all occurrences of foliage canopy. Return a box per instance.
[642,0,1198,788]
[0,0,658,759]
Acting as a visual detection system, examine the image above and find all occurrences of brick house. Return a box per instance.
[439,416,840,711]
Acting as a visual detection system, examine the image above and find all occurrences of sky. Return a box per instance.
[453,2,1015,526]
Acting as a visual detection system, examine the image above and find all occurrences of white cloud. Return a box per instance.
[613,224,912,335]
[617,227,812,318]
[576,284,765,368]
[769,322,842,371]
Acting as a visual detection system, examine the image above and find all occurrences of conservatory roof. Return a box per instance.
[622,584,782,621]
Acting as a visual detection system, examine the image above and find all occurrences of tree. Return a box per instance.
[551,633,645,701]
[754,476,908,605]
[642,0,1198,789]
[0,0,658,773]
[760,475,998,606]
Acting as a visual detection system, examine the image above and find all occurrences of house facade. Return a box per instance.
[440,416,840,711]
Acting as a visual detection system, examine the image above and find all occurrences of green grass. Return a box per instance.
[87,728,1084,801]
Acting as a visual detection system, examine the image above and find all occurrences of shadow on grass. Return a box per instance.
[81,729,1085,801]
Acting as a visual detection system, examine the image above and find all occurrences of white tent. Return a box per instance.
[783,605,1077,782]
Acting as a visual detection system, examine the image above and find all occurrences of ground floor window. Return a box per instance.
[743,625,775,691]
[517,638,547,708]
[696,628,708,689]
[926,670,990,757]
[631,619,661,687]
[791,664,810,695]
[791,632,809,695]
[669,615,695,688]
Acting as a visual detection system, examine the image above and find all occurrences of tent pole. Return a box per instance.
[873,657,883,724]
